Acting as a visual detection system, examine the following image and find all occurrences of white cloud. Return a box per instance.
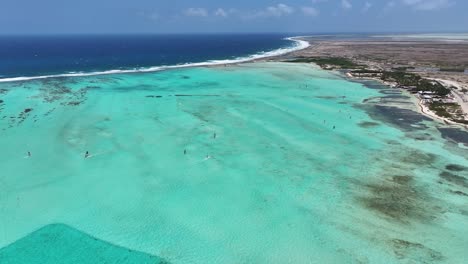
[184,8,208,17]
[401,0,453,10]
[341,0,352,9]
[265,3,294,17]
[214,8,228,17]
[301,6,319,16]
[247,3,295,18]
[362,1,372,12]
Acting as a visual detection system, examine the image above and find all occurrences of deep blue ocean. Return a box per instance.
[0,34,297,79]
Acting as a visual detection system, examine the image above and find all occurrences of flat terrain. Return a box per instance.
[287,38,468,85]
[280,37,468,125]
[292,39,468,69]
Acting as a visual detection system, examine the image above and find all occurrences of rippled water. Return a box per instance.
[0,62,467,263]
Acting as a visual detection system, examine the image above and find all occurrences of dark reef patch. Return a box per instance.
[379,89,402,95]
[33,80,89,106]
[0,224,170,264]
[439,171,468,188]
[44,108,56,117]
[358,121,380,128]
[175,94,220,97]
[381,94,411,100]
[390,175,413,185]
[390,239,444,262]
[8,108,35,127]
[385,139,400,145]
[353,79,388,90]
[359,104,431,132]
[315,95,340,100]
[438,127,468,147]
[377,93,412,105]
[450,190,468,196]
[400,150,437,165]
[446,164,468,172]
[85,85,101,90]
[355,174,439,223]
[409,132,435,141]
[379,99,412,105]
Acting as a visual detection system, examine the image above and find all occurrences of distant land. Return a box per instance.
[276,33,468,127]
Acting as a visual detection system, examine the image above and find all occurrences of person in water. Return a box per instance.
[27,151,31,157]
[184,149,187,155]
[85,151,89,158]
[213,132,216,139]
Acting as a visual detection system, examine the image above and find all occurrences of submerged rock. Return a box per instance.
[439,171,468,188]
[359,105,431,132]
[445,164,468,172]
[390,239,444,262]
[355,174,440,223]
[438,127,468,147]
[358,121,380,128]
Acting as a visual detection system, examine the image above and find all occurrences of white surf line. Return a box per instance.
[0,37,310,83]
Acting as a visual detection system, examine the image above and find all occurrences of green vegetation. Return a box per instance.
[287,57,361,69]
[429,102,467,123]
[289,56,453,98]
[418,79,451,96]
[456,119,468,124]
[381,71,421,86]
[428,102,454,118]
[380,72,451,96]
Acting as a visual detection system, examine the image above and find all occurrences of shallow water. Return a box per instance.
[0,62,467,263]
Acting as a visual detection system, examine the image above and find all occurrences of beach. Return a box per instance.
[0,61,467,263]
[281,36,468,127]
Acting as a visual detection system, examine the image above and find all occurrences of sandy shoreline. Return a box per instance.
[272,36,468,129]
[343,72,468,129]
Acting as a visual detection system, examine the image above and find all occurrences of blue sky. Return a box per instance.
[1,0,466,34]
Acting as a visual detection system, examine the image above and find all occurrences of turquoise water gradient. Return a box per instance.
[0,63,467,263]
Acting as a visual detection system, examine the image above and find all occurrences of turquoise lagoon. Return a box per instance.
[0,62,467,263]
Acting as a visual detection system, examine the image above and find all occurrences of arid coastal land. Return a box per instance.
[282,35,468,127]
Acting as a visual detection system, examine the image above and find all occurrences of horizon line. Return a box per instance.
[1,30,467,37]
